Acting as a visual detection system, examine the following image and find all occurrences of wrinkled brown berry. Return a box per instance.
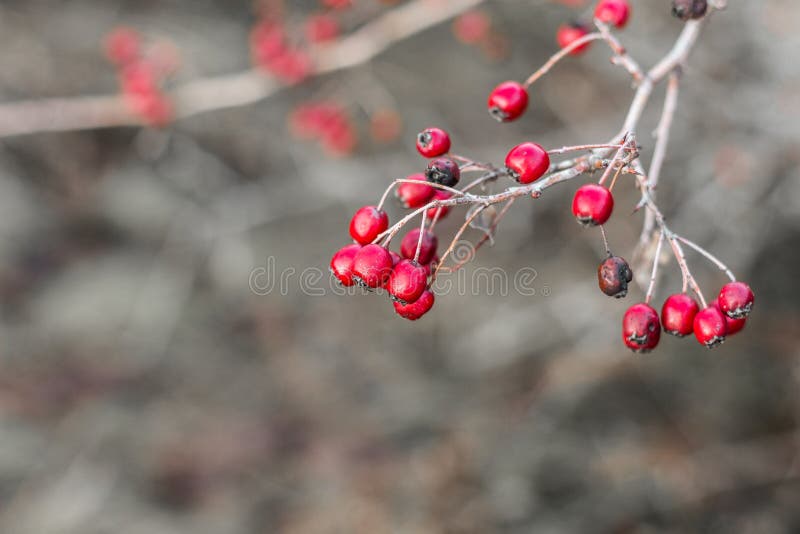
[598,255,633,298]
[671,0,707,21]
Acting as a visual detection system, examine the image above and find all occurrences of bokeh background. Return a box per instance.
[1,1,800,532]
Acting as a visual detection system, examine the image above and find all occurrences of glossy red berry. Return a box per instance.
[693,306,728,348]
[622,303,661,353]
[396,174,435,208]
[425,157,460,187]
[594,0,631,29]
[717,282,754,319]
[556,23,592,55]
[416,127,451,158]
[505,142,550,184]
[597,255,633,298]
[487,81,529,122]
[400,228,438,265]
[572,184,614,226]
[427,191,453,220]
[349,206,389,245]
[329,244,361,286]
[711,299,746,336]
[661,293,699,337]
[394,289,435,320]
[351,244,393,288]
[387,259,428,304]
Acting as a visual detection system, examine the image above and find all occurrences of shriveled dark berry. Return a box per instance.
[671,0,707,21]
[425,157,460,187]
[597,255,633,298]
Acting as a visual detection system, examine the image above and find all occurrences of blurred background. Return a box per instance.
[1,0,799,532]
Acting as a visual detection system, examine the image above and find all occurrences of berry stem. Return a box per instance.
[674,235,736,281]
[413,210,428,263]
[599,225,611,257]
[431,204,487,283]
[645,230,665,304]
[523,32,605,87]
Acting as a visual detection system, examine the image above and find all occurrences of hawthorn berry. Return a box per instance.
[305,13,340,43]
[105,27,141,66]
[422,255,440,277]
[250,21,287,66]
[556,23,592,55]
[597,255,633,298]
[396,174,435,209]
[400,228,438,265]
[387,259,428,304]
[427,190,453,220]
[329,244,361,286]
[622,303,661,353]
[661,293,699,337]
[672,0,707,20]
[351,244,394,289]
[693,305,727,348]
[505,142,550,184]
[572,184,614,226]
[717,281,754,319]
[349,206,389,245]
[416,127,451,158]
[594,0,631,29]
[394,289,435,320]
[711,298,746,336]
[425,158,460,187]
[487,81,529,122]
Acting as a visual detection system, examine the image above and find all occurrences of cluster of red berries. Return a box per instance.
[556,0,631,57]
[622,282,754,353]
[329,127,463,320]
[289,101,357,157]
[250,19,314,84]
[105,27,178,127]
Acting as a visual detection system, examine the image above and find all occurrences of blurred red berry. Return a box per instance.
[556,23,592,55]
[427,191,453,220]
[594,0,631,28]
[322,0,351,10]
[369,109,402,144]
[105,27,141,65]
[305,13,340,43]
[250,21,287,66]
[453,10,491,44]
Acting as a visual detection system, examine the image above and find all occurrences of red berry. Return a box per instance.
[351,244,393,288]
[396,174,435,209]
[427,191,453,220]
[556,23,592,55]
[661,293,699,337]
[349,206,389,245]
[269,48,313,84]
[425,158,460,187]
[422,255,440,277]
[329,244,361,286]
[119,62,159,96]
[505,142,550,184]
[105,27,141,66]
[305,13,340,43]
[572,184,614,226]
[400,228,438,265]
[597,255,633,298]
[322,0,351,10]
[693,306,728,348]
[131,92,173,127]
[622,303,661,353]
[487,81,529,122]
[711,298,746,336]
[416,127,451,158]
[717,281,754,319]
[387,259,428,304]
[394,289,435,320]
[594,0,631,29]
[250,21,287,66]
